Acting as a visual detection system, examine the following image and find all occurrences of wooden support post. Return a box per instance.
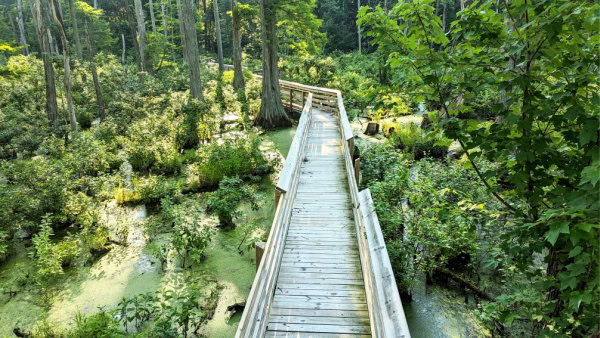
[275,187,284,208]
[354,157,360,186]
[303,91,307,108]
[255,242,265,271]
[289,88,293,114]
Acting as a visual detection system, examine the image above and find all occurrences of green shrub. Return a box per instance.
[29,216,75,284]
[78,110,94,129]
[206,176,258,228]
[187,135,269,189]
[115,175,182,205]
[390,123,449,160]
[69,309,121,338]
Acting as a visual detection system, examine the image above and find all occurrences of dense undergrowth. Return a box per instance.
[0,54,273,336]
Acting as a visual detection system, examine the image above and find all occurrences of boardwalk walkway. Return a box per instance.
[232,72,410,338]
[265,109,371,337]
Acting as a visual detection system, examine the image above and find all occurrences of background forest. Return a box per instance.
[0,0,598,337]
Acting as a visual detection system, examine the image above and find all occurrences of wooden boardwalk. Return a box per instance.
[235,74,410,338]
[265,109,371,337]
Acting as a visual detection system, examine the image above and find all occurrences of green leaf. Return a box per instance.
[568,246,582,258]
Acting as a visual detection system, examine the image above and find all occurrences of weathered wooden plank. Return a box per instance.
[266,332,371,338]
[269,315,370,326]
[277,273,363,281]
[272,301,368,311]
[273,295,366,304]
[274,288,365,297]
[266,323,371,335]
[276,278,364,286]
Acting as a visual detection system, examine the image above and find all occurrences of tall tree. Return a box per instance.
[125,1,141,71]
[68,0,83,60]
[84,20,105,121]
[134,0,152,72]
[149,0,157,34]
[357,0,361,53]
[175,0,187,62]
[255,0,291,129]
[48,0,78,132]
[161,1,168,40]
[231,0,245,90]
[213,0,224,72]
[16,0,28,55]
[182,0,203,99]
[30,0,58,124]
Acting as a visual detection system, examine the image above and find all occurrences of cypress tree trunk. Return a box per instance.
[149,0,157,34]
[134,0,152,73]
[121,33,126,64]
[16,0,29,55]
[255,0,290,129]
[126,1,142,71]
[357,0,361,53]
[182,0,203,100]
[85,21,105,121]
[231,0,244,90]
[48,0,78,132]
[68,0,83,60]
[161,2,168,40]
[176,0,187,63]
[213,0,224,72]
[30,0,58,124]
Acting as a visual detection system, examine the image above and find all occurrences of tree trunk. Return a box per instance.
[460,0,465,11]
[176,0,187,63]
[203,0,209,51]
[7,10,19,49]
[149,0,157,34]
[134,0,152,73]
[94,0,98,9]
[213,0,224,72]
[47,28,56,54]
[442,1,447,32]
[161,2,168,40]
[49,0,78,132]
[85,21,105,121]
[182,0,203,100]
[68,0,83,60]
[30,0,59,124]
[121,33,126,64]
[357,0,361,53]
[16,0,29,55]
[125,3,141,72]
[231,0,245,90]
[255,0,291,129]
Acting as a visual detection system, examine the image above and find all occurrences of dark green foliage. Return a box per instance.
[70,309,121,338]
[206,176,258,228]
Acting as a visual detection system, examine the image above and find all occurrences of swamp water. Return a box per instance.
[0,127,296,336]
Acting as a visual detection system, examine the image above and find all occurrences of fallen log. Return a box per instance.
[435,268,494,301]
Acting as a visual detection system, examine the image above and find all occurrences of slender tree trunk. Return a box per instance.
[149,0,157,34]
[357,0,361,53]
[255,0,290,129]
[8,10,19,48]
[85,21,105,121]
[182,0,203,100]
[16,0,29,55]
[176,0,187,62]
[203,0,209,51]
[47,28,55,54]
[68,0,83,60]
[30,0,58,124]
[49,0,78,132]
[161,2,168,40]
[442,1,447,32]
[460,0,465,11]
[231,0,245,90]
[134,0,152,73]
[121,33,126,64]
[94,0,98,9]
[213,0,224,72]
[125,1,141,71]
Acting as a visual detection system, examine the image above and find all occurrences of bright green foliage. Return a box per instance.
[70,309,121,338]
[29,216,80,285]
[389,123,450,160]
[276,0,326,55]
[166,200,215,267]
[360,0,599,334]
[187,135,269,188]
[206,176,259,228]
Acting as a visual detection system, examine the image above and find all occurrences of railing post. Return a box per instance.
[289,88,293,114]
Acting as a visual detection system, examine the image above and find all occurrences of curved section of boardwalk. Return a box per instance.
[265,109,371,337]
